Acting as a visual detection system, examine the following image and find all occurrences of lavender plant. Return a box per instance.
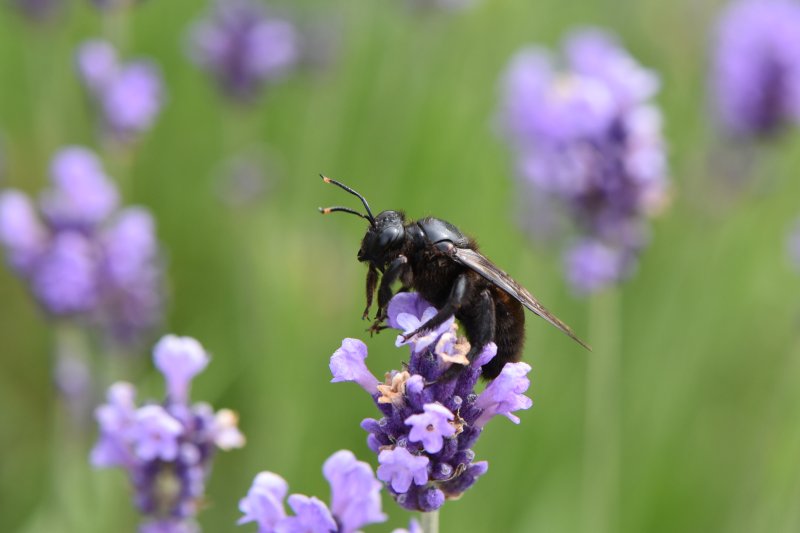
[238,449,386,532]
[330,292,533,513]
[187,0,301,104]
[93,334,245,532]
[711,0,800,139]
[498,28,670,294]
[75,39,165,144]
[0,146,163,345]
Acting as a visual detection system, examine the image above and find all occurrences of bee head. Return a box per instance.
[319,175,405,268]
[357,210,406,267]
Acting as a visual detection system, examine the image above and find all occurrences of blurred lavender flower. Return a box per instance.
[712,0,800,138]
[238,450,386,533]
[187,0,301,103]
[498,29,669,294]
[75,40,165,143]
[330,292,533,512]
[12,0,61,21]
[0,146,164,345]
[92,335,245,531]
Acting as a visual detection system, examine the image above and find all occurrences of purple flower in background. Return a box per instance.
[331,292,532,512]
[187,0,301,103]
[712,0,800,138]
[12,0,61,21]
[92,335,245,531]
[499,28,669,294]
[238,450,386,533]
[0,146,164,345]
[75,40,165,143]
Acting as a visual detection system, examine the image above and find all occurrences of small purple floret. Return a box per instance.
[329,338,379,394]
[405,403,456,453]
[377,446,430,493]
[153,335,210,404]
[474,362,533,427]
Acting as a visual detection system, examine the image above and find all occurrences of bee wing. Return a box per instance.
[451,247,590,350]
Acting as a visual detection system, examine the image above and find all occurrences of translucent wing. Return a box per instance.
[451,247,590,350]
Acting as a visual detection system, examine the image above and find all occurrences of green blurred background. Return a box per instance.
[2,0,800,532]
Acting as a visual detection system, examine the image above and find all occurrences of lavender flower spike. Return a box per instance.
[712,0,800,138]
[332,292,534,511]
[187,0,301,103]
[498,28,670,294]
[238,450,386,533]
[91,335,245,531]
[75,40,165,143]
[0,146,164,345]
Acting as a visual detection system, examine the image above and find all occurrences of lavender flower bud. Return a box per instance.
[153,335,210,404]
[0,190,47,271]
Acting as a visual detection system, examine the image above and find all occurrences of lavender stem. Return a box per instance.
[421,509,439,533]
[581,288,621,533]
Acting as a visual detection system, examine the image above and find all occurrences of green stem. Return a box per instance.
[581,287,621,533]
[420,510,439,533]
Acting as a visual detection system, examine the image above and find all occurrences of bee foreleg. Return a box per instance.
[372,255,409,325]
[402,273,470,340]
[363,265,379,320]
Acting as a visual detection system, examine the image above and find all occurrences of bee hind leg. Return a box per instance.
[439,288,496,382]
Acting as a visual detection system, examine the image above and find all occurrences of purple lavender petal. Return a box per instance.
[131,405,183,461]
[76,39,119,95]
[386,291,432,329]
[323,450,386,532]
[41,146,119,229]
[153,335,210,404]
[474,362,533,427]
[279,494,337,533]
[102,61,164,137]
[91,382,138,467]
[0,190,47,271]
[564,239,627,295]
[329,338,379,394]
[394,307,455,353]
[405,403,456,454]
[238,472,289,530]
[31,231,99,315]
[377,446,429,494]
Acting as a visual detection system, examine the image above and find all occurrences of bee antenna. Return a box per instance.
[319,206,374,224]
[320,174,376,225]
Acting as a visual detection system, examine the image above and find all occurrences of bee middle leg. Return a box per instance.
[402,273,469,340]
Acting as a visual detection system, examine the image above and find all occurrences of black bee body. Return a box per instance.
[320,176,588,380]
[401,217,525,379]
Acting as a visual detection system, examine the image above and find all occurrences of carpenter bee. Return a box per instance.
[319,175,589,380]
